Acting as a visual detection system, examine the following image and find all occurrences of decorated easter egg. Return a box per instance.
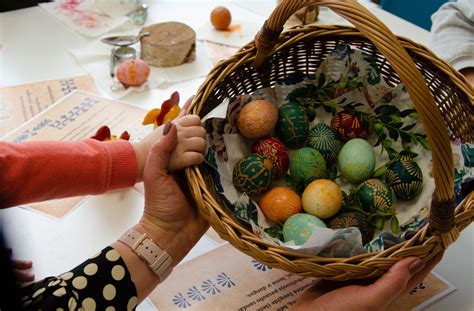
[233,153,275,194]
[329,212,374,244]
[307,123,341,164]
[384,156,423,200]
[330,111,368,141]
[302,179,343,219]
[338,138,376,184]
[357,179,395,214]
[237,100,278,139]
[290,147,327,184]
[116,59,150,87]
[251,137,289,176]
[259,187,302,223]
[210,6,232,30]
[276,103,309,148]
[283,213,327,245]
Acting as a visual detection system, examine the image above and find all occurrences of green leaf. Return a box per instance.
[375,105,400,116]
[390,216,400,234]
[400,132,412,145]
[401,123,416,131]
[374,216,385,231]
[400,109,417,118]
[420,138,431,150]
[264,227,284,240]
[373,165,387,178]
[408,111,419,120]
[387,127,399,141]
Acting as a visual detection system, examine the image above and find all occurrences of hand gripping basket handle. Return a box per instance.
[254,0,457,242]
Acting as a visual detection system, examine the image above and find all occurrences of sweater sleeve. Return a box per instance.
[431,0,474,71]
[0,139,137,208]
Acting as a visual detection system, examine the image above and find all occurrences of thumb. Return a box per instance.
[365,257,425,307]
[144,121,177,177]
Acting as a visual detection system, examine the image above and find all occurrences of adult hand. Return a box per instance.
[133,96,206,181]
[292,252,443,311]
[136,121,209,266]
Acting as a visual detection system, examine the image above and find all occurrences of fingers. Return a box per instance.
[406,252,443,292]
[175,115,202,128]
[147,122,178,175]
[178,95,194,117]
[14,269,35,282]
[183,137,207,153]
[11,259,33,270]
[180,152,205,167]
[365,257,424,308]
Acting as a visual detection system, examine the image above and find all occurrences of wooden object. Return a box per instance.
[188,0,474,280]
[140,22,196,67]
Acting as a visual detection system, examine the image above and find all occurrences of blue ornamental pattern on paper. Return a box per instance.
[251,260,272,272]
[187,286,205,301]
[172,293,191,308]
[201,280,221,295]
[216,273,235,288]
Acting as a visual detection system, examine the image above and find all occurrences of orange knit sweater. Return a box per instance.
[0,139,137,208]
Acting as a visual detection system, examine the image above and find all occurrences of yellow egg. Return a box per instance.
[302,179,342,219]
[237,100,278,139]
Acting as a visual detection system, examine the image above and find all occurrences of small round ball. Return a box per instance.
[237,100,278,140]
[251,137,289,176]
[338,138,375,184]
[307,123,341,164]
[302,179,342,219]
[116,59,150,87]
[330,111,368,141]
[385,156,423,200]
[276,103,309,149]
[233,153,275,194]
[290,147,326,185]
[329,212,374,244]
[283,213,327,245]
[357,178,395,214]
[259,187,302,223]
[210,6,232,31]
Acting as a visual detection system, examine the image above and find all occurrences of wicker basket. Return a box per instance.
[187,0,474,280]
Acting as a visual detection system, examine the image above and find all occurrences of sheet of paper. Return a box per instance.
[0,75,98,137]
[204,41,239,67]
[149,243,456,310]
[3,90,149,219]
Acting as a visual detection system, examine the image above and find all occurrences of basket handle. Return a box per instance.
[254,0,457,238]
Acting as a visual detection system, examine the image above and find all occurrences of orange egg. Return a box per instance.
[259,187,302,223]
[116,59,150,87]
[237,99,278,139]
[210,6,232,30]
[302,179,342,219]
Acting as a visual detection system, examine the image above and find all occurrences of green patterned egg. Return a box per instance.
[290,147,327,184]
[357,179,395,214]
[385,156,423,200]
[283,213,327,245]
[329,211,374,244]
[276,103,309,149]
[338,138,376,184]
[307,123,341,164]
[233,153,276,194]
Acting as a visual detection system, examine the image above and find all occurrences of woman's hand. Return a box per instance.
[292,252,443,311]
[136,121,209,265]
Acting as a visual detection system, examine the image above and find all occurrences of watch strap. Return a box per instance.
[119,229,173,281]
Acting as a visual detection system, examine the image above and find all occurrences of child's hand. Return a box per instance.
[133,96,206,182]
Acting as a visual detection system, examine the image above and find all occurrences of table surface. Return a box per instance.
[0,1,472,310]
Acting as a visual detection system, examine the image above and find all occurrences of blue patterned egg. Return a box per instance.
[338,138,375,184]
[385,156,423,200]
[290,147,327,184]
[357,179,395,214]
[283,213,327,245]
[233,153,275,194]
[276,104,309,149]
[307,123,341,164]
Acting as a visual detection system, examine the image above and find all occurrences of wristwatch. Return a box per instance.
[119,229,173,281]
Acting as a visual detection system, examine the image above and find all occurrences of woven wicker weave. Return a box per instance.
[187,0,474,280]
